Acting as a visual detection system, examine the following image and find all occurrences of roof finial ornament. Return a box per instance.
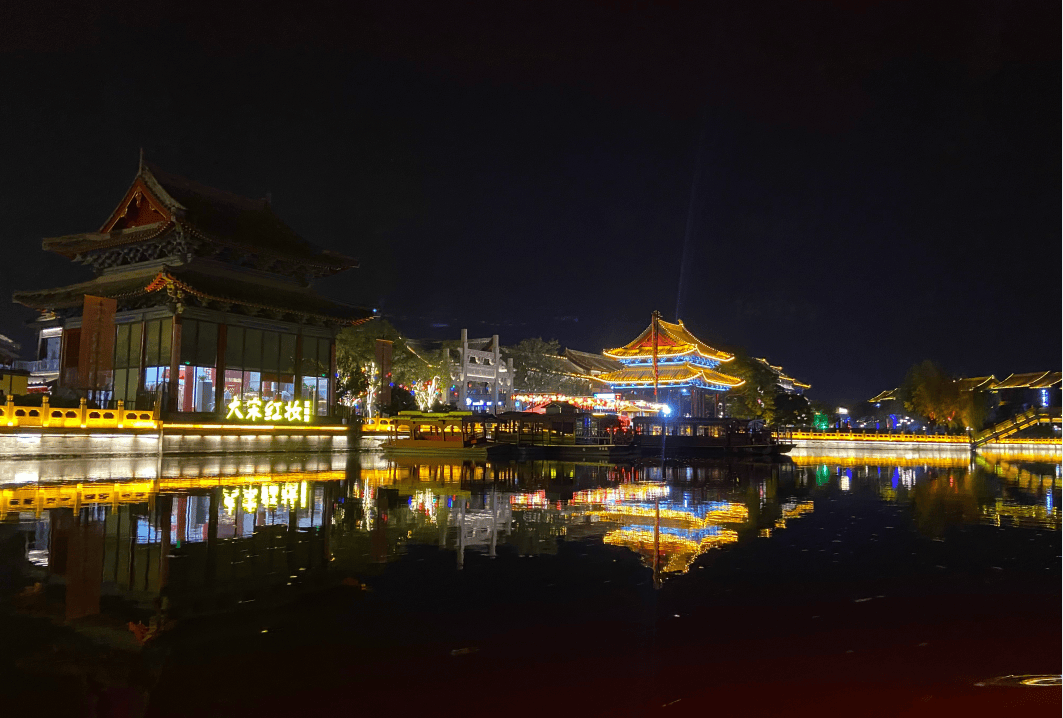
[138,147,144,174]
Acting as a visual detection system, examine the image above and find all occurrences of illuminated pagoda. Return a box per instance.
[597,315,743,417]
[754,357,811,395]
[12,157,370,420]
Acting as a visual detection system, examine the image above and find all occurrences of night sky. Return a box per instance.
[1,1,1058,404]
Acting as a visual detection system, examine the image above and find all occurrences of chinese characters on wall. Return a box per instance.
[225,398,312,423]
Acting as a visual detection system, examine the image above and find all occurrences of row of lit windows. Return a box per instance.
[109,318,332,414]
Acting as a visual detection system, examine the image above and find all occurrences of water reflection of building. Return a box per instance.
[790,452,1060,531]
[5,453,1055,631]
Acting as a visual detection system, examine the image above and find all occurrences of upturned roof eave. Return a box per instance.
[13,266,371,325]
[604,318,733,362]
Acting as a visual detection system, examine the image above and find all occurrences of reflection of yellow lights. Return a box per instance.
[262,484,279,507]
[282,482,299,506]
[782,501,814,520]
[791,431,969,444]
[223,488,239,515]
[571,484,669,504]
[584,503,748,527]
[790,455,969,468]
[602,527,739,573]
[988,499,1060,530]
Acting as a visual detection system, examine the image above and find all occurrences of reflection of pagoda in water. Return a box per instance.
[570,484,745,573]
[6,454,1053,631]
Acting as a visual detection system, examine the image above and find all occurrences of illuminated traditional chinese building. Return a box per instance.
[13,158,370,420]
[596,318,743,417]
[754,357,811,395]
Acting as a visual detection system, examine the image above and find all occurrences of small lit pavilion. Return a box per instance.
[597,318,743,417]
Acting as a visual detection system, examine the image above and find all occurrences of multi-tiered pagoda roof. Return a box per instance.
[598,319,743,390]
[14,161,368,327]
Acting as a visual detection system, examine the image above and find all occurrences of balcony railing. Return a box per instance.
[13,358,60,374]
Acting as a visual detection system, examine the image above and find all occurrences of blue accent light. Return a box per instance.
[616,525,723,540]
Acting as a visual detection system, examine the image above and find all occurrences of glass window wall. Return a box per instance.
[224,369,243,407]
[176,366,216,412]
[301,376,330,416]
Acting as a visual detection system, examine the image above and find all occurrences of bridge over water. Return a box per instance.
[973,406,1061,448]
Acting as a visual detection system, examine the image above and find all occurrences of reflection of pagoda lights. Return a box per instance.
[781,500,814,521]
[510,491,547,508]
[603,526,739,573]
[571,483,670,505]
[585,501,748,527]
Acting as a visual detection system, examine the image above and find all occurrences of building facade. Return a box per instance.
[13,160,369,420]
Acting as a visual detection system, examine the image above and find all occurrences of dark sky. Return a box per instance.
[1,0,1058,404]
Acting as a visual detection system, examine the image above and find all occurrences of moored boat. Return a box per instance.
[631,416,793,457]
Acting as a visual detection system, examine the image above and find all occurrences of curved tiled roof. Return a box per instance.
[43,163,358,272]
[562,348,623,374]
[598,362,744,389]
[604,319,733,362]
[994,371,1061,389]
[868,388,898,403]
[13,265,371,325]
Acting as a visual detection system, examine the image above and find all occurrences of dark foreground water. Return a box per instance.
[1,449,1059,717]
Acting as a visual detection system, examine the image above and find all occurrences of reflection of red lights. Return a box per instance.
[510,491,547,508]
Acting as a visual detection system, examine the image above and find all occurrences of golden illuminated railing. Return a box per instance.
[0,471,350,519]
[0,396,158,430]
[973,407,1061,447]
[790,430,970,444]
[0,464,490,519]
[790,455,972,468]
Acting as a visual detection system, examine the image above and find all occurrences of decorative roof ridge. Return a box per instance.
[994,370,1060,389]
[147,269,371,326]
[43,221,174,256]
[141,162,261,213]
[44,221,169,244]
[13,265,163,300]
[178,220,358,269]
[603,316,733,362]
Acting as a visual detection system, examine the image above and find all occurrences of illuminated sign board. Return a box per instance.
[225,398,312,423]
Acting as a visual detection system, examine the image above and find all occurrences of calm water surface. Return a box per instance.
[1,449,1059,717]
